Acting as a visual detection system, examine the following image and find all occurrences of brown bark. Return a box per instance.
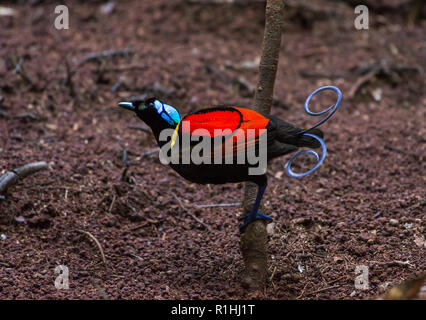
[0,161,48,195]
[240,0,285,290]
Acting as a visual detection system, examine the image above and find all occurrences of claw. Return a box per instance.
[239,211,272,232]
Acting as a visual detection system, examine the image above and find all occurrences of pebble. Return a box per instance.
[14,216,26,223]
[389,219,399,226]
[266,222,275,236]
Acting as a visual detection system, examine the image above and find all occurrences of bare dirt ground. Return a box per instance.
[0,0,424,299]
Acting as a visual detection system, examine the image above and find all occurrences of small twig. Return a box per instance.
[205,63,254,97]
[348,69,379,99]
[76,48,134,67]
[129,253,144,261]
[173,193,188,211]
[64,57,77,97]
[205,63,289,109]
[108,194,116,212]
[296,282,309,299]
[306,284,341,296]
[13,58,40,90]
[77,230,107,267]
[60,49,135,95]
[193,202,242,208]
[15,112,39,121]
[121,167,128,182]
[391,260,414,267]
[125,201,145,221]
[269,265,277,282]
[370,260,415,267]
[122,149,128,166]
[349,63,423,99]
[373,211,382,219]
[141,149,159,158]
[126,200,137,213]
[172,193,211,232]
[111,79,122,93]
[140,189,154,202]
[0,161,48,194]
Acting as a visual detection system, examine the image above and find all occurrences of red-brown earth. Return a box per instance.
[0,0,424,299]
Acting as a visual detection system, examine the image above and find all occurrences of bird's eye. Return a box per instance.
[149,102,155,108]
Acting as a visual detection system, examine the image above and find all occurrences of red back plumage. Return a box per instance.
[174,106,270,160]
[180,107,269,138]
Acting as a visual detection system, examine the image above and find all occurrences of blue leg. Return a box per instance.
[239,184,271,232]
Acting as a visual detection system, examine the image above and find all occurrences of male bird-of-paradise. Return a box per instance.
[118,86,341,231]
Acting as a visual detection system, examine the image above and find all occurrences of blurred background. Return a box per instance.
[0,0,424,299]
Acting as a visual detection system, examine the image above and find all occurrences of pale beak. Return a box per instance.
[118,101,135,111]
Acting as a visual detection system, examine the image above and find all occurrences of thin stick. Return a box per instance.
[108,194,116,212]
[15,112,38,120]
[141,149,159,157]
[305,284,340,296]
[130,253,144,261]
[172,193,211,232]
[296,282,309,299]
[269,265,277,282]
[64,57,77,97]
[348,63,422,99]
[76,48,134,67]
[193,202,242,209]
[77,230,107,267]
[13,58,38,89]
[0,161,48,194]
[348,69,379,99]
[205,63,289,109]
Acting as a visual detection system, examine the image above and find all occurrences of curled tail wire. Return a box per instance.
[285,86,342,178]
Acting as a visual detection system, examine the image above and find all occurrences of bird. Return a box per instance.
[118,98,323,232]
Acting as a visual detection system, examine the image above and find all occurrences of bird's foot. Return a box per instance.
[239,211,272,233]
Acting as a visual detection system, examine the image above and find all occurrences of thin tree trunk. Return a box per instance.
[240,0,285,290]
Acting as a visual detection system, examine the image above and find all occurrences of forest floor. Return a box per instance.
[0,0,424,299]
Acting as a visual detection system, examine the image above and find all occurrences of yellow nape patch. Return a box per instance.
[171,120,181,149]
